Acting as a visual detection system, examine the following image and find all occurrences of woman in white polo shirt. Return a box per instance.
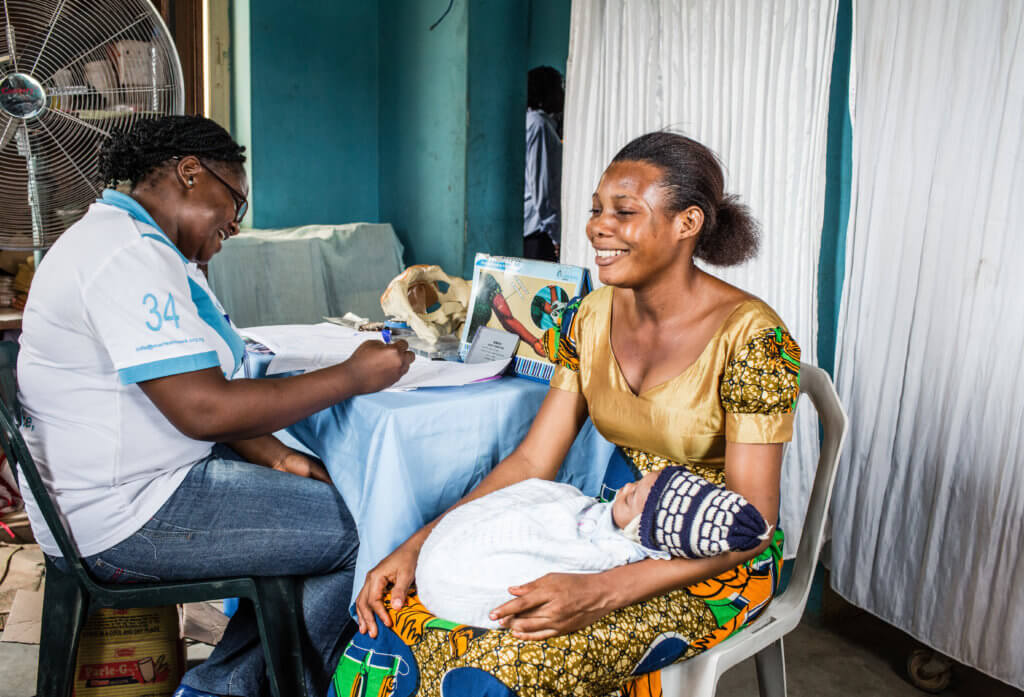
[16,115,413,697]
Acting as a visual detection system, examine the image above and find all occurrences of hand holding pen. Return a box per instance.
[345,334,414,394]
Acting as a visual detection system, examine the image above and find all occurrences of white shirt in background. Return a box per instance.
[523,108,562,244]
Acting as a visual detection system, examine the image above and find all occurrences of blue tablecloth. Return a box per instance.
[250,353,615,604]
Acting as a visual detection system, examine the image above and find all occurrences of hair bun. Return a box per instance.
[611,132,760,267]
[694,195,760,267]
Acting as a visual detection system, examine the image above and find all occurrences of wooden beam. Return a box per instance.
[173,0,205,116]
[150,0,205,116]
[206,0,232,127]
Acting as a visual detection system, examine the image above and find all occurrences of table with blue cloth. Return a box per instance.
[247,351,615,605]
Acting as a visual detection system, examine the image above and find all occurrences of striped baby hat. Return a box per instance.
[639,466,772,559]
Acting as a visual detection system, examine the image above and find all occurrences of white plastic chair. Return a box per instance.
[660,362,848,697]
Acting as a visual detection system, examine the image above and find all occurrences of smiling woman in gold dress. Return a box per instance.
[350,131,800,697]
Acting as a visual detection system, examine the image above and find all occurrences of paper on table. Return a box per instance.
[390,357,510,391]
[238,323,510,390]
[239,323,368,374]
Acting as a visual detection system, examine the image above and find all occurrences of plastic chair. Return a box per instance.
[0,341,311,697]
[660,362,849,697]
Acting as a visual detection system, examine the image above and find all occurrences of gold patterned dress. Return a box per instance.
[331,286,800,697]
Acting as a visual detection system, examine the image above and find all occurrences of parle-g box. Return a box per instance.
[74,606,183,697]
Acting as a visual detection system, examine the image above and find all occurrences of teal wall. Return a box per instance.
[527,0,572,74]
[243,0,565,278]
[240,1,854,374]
[816,0,853,376]
[377,0,530,278]
[466,1,529,277]
[248,0,379,228]
[377,0,469,275]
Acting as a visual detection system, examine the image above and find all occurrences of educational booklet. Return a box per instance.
[459,254,592,383]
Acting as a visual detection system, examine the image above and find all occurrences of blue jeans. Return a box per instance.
[76,446,358,696]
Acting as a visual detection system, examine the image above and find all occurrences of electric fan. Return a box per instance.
[0,0,184,252]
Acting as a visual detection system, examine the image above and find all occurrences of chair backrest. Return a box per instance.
[0,341,19,420]
[0,341,92,579]
[777,362,848,612]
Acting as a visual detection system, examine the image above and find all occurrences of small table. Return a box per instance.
[251,354,615,603]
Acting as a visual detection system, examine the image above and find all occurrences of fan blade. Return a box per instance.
[28,0,69,75]
[63,84,176,99]
[35,115,99,197]
[38,11,149,85]
[2,0,17,72]
[0,116,13,153]
[45,105,110,140]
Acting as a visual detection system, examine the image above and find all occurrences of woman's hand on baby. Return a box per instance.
[345,339,415,394]
[272,451,331,484]
[490,572,615,640]
[354,542,419,638]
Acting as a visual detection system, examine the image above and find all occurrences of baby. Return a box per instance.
[415,466,771,628]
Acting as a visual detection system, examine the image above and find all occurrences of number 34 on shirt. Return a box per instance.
[143,292,181,331]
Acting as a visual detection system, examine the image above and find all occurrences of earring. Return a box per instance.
[187,177,194,187]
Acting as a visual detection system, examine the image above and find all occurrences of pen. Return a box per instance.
[381,327,392,344]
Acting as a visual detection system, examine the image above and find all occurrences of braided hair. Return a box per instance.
[612,132,760,267]
[98,115,246,186]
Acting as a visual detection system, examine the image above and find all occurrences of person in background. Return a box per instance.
[16,115,414,697]
[523,66,564,262]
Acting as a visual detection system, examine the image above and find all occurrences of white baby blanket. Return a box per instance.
[416,478,666,628]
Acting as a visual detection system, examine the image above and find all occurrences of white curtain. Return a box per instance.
[832,1,1024,688]
[562,0,838,554]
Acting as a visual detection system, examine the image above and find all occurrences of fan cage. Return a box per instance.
[0,0,185,250]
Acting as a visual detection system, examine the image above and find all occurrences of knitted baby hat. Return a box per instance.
[639,466,771,558]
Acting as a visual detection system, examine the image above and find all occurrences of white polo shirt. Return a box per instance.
[17,190,246,557]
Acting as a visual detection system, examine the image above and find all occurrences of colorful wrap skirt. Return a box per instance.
[331,449,784,697]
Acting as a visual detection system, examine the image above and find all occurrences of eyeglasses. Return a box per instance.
[200,160,248,224]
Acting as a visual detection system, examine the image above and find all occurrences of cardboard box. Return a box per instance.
[1,589,42,643]
[0,543,44,638]
[74,606,183,697]
[0,511,35,544]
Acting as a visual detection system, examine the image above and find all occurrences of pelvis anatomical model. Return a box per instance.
[380,265,471,344]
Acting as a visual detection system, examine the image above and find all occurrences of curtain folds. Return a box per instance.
[562,0,838,554]
[831,1,1024,688]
